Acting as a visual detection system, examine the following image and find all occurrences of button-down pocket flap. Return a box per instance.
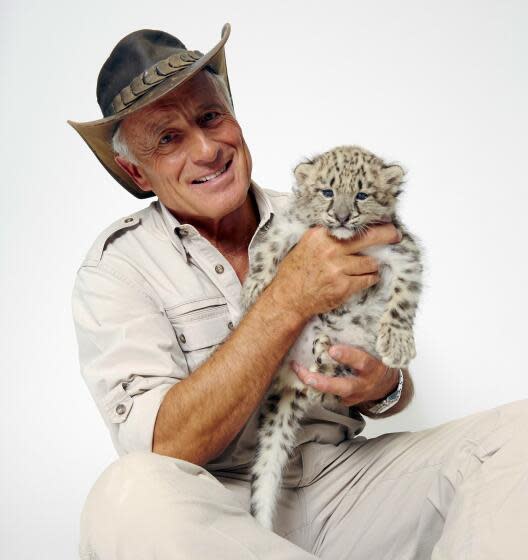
[166,300,231,351]
[172,314,230,351]
[103,382,134,424]
[165,296,226,317]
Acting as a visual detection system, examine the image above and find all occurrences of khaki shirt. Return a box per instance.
[71,180,365,471]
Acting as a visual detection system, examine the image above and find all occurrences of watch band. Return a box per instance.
[367,368,404,414]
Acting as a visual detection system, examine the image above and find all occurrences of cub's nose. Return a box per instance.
[335,212,350,225]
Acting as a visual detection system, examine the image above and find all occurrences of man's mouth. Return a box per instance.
[192,159,233,184]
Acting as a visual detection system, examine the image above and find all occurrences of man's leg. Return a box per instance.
[79,451,317,560]
[297,399,527,560]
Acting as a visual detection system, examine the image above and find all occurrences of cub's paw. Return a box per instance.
[312,334,333,369]
[376,324,416,368]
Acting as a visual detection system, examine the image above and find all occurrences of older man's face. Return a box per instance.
[116,71,252,223]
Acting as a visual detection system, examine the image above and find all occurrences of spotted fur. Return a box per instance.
[241,145,424,530]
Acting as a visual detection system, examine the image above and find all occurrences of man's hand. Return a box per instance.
[268,223,402,321]
[291,344,400,407]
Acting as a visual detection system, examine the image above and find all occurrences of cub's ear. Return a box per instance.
[381,164,405,195]
[293,160,314,185]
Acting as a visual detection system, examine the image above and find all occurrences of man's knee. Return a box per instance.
[80,452,231,557]
[82,452,218,517]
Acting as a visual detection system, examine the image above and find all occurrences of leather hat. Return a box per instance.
[68,23,232,198]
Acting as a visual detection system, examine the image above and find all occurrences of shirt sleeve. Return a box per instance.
[71,261,189,456]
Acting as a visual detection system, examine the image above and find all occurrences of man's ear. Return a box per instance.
[114,155,152,192]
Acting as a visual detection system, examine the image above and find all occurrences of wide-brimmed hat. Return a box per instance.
[68,23,232,198]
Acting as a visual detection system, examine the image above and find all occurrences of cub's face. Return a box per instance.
[293,146,405,239]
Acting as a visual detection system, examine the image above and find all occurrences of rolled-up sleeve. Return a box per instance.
[71,262,188,455]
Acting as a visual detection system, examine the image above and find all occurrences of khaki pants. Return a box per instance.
[79,399,528,559]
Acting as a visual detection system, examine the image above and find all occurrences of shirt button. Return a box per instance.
[124,217,134,223]
[227,321,234,331]
[179,333,186,344]
[215,264,224,274]
[116,404,126,415]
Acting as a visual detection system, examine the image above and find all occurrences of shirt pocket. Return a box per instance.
[165,297,232,372]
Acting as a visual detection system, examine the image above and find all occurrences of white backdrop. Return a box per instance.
[3,1,527,557]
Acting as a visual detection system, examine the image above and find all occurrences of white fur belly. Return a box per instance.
[283,258,395,371]
[276,252,393,379]
[285,318,322,366]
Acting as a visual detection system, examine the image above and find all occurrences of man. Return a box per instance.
[70,23,527,559]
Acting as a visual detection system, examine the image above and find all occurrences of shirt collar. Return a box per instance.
[158,179,274,254]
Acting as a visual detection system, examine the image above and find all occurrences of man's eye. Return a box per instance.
[356,192,369,200]
[201,111,220,124]
[320,189,334,198]
[160,133,175,145]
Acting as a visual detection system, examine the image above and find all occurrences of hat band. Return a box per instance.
[111,49,204,114]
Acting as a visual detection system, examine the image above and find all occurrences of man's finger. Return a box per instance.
[291,361,361,398]
[328,344,377,372]
[339,255,379,276]
[341,223,402,254]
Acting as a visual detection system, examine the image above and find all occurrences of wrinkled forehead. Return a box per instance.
[121,71,225,136]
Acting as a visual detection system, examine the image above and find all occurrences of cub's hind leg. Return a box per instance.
[312,333,353,410]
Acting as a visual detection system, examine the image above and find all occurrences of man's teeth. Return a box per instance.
[194,163,227,184]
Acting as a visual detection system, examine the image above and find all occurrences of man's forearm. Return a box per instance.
[356,369,414,419]
[152,286,306,465]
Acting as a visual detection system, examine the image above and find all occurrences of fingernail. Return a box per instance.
[291,361,300,373]
[329,347,341,360]
[306,377,317,386]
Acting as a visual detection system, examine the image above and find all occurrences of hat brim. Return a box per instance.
[68,23,232,198]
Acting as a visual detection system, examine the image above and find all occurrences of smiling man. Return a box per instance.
[113,70,254,242]
[70,23,527,560]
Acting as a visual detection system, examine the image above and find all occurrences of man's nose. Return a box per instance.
[188,128,219,164]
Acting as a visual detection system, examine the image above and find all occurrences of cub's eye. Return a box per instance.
[356,192,369,200]
[320,189,334,198]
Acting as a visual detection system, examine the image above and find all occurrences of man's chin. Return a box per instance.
[194,182,251,220]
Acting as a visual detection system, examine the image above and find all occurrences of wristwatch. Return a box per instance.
[367,368,404,414]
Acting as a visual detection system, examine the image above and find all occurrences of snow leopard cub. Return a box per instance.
[240,145,424,530]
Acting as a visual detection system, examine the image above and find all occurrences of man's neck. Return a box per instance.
[203,193,259,254]
[170,189,260,255]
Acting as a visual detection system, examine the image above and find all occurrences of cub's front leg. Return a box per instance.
[240,257,278,312]
[240,221,300,312]
[375,230,424,368]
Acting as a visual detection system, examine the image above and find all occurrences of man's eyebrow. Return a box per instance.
[146,118,175,138]
[145,102,225,138]
[196,101,225,112]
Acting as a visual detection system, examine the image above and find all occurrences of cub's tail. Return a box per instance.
[250,382,309,530]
